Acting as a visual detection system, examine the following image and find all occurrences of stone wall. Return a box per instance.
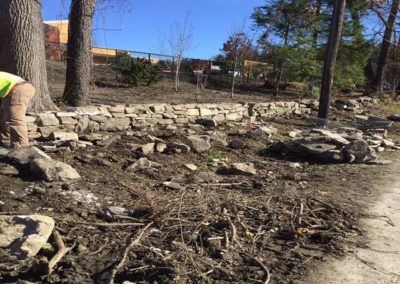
[26,102,311,139]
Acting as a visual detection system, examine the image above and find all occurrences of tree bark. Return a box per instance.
[63,0,96,106]
[370,0,399,95]
[318,0,346,123]
[0,0,57,112]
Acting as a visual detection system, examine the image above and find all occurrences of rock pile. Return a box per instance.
[271,127,398,164]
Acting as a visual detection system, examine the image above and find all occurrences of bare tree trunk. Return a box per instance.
[370,0,400,95]
[63,0,96,106]
[318,0,346,123]
[231,60,238,98]
[174,59,181,92]
[275,27,289,96]
[312,0,322,50]
[0,0,57,111]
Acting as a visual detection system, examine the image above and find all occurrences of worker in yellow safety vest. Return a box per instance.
[0,71,35,148]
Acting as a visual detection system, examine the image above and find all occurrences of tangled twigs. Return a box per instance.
[108,222,154,284]
[47,230,71,274]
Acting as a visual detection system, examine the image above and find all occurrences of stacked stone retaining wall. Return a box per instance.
[26,102,311,139]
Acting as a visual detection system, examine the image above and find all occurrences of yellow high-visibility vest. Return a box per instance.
[0,72,24,99]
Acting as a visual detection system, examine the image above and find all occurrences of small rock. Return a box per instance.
[125,158,161,172]
[250,126,277,141]
[288,129,302,138]
[208,131,228,146]
[229,139,246,149]
[139,143,155,155]
[184,164,197,171]
[167,143,191,154]
[50,131,79,141]
[156,143,168,153]
[218,163,257,176]
[289,162,302,169]
[196,118,217,127]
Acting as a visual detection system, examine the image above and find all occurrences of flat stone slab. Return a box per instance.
[0,215,55,270]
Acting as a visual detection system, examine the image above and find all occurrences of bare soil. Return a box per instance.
[0,62,399,283]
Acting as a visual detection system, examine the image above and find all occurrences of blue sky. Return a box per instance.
[42,0,265,59]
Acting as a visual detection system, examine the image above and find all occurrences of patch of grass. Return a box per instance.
[206,149,228,161]
[380,102,400,114]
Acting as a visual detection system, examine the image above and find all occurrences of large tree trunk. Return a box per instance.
[63,0,96,106]
[0,0,57,112]
[370,0,400,95]
[318,0,346,124]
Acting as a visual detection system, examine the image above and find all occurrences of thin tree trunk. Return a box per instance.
[231,60,238,98]
[275,26,290,96]
[174,59,181,92]
[0,0,57,112]
[370,0,399,95]
[318,0,346,123]
[63,0,96,106]
[312,0,322,50]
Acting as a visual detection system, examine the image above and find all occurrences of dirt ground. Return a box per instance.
[1,62,399,283]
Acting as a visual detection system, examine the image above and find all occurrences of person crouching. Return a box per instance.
[0,71,35,148]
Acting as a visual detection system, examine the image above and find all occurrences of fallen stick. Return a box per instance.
[246,254,271,284]
[108,222,153,284]
[59,220,145,227]
[47,230,71,274]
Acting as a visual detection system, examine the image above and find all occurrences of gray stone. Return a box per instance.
[30,158,81,181]
[125,158,161,172]
[139,143,155,155]
[7,147,51,165]
[229,139,246,149]
[50,131,79,141]
[37,113,59,127]
[250,126,277,140]
[225,113,242,121]
[208,131,228,146]
[196,118,217,127]
[299,143,338,155]
[59,116,77,125]
[218,163,257,176]
[156,143,167,153]
[167,143,191,154]
[75,116,90,134]
[102,118,131,131]
[185,135,211,153]
[342,140,373,163]
[310,129,350,146]
[0,215,55,270]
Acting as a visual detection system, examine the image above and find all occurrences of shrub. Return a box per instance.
[112,55,162,87]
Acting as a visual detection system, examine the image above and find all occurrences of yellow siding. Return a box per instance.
[91,47,116,56]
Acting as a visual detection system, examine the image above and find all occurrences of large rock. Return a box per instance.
[0,215,54,271]
[30,158,81,181]
[342,139,374,163]
[37,113,59,127]
[7,147,51,165]
[185,135,211,153]
[310,129,350,146]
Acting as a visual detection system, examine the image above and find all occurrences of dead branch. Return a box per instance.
[59,219,145,227]
[47,230,71,274]
[108,222,153,284]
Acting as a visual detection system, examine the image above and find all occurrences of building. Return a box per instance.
[43,20,119,64]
